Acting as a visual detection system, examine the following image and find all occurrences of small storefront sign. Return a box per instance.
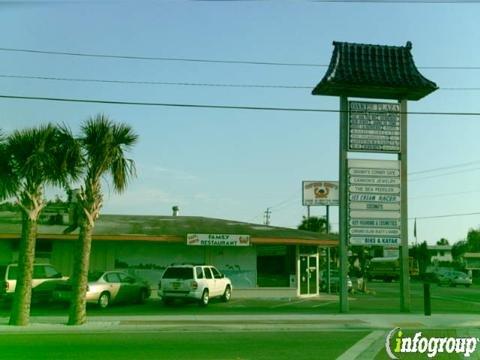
[302,181,339,206]
[187,233,251,246]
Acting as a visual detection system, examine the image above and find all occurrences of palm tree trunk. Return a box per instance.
[9,214,37,326]
[67,221,93,325]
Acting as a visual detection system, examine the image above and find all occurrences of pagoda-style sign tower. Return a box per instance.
[312,41,437,100]
[312,41,437,313]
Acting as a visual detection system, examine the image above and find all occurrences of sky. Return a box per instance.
[1,0,480,245]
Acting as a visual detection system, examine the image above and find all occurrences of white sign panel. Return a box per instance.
[384,247,400,258]
[348,159,401,247]
[348,101,401,153]
[349,185,400,194]
[187,234,250,247]
[302,181,339,206]
[349,194,400,203]
[349,202,400,211]
[350,237,400,246]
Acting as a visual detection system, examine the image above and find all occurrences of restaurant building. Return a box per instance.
[0,210,338,297]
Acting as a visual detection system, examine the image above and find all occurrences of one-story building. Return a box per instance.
[0,210,338,297]
[428,245,453,264]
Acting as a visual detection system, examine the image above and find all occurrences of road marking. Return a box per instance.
[431,295,480,306]
[269,299,311,308]
[312,301,336,308]
[337,330,385,360]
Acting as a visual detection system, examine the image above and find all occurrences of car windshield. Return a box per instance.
[162,267,193,279]
[7,265,17,280]
[88,272,104,282]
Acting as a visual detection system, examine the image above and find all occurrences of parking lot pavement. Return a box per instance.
[1,280,479,331]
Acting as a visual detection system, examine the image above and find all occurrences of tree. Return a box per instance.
[437,238,449,246]
[466,229,480,252]
[452,240,468,261]
[297,216,328,233]
[410,241,430,275]
[68,115,138,325]
[0,125,81,325]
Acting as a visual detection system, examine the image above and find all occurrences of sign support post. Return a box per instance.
[326,204,331,294]
[399,99,411,312]
[339,96,349,313]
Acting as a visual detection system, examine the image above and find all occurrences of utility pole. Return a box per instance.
[264,208,271,225]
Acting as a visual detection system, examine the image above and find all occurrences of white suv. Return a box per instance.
[158,265,232,306]
[0,263,67,302]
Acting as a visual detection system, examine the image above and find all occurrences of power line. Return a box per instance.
[410,189,480,200]
[0,47,326,68]
[409,167,480,182]
[4,93,480,116]
[1,46,480,70]
[410,211,480,220]
[1,73,480,92]
[316,0,480,3]
[268,193,299,210]
[409,160,480,176]
[0,74,312,89]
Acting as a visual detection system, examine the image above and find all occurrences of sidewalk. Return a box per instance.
[1,313,480,333]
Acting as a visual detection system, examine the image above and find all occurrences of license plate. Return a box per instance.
[56,292,70,300]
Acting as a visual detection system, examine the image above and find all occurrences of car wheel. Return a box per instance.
[465,284,471,288]
[162,297,173,306]
[199,289,209,307]
[138,289,148,304]
[98,292,110,309]
[450,281,456,287]
[222,286,231,302]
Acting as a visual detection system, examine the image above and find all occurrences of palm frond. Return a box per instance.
[51,123,83,187]
[81,114,138,194]
[0,132,18,200]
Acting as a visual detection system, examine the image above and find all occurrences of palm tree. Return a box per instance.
[68,114,138,325]
[297,216,329,233]
[0,124,81,326]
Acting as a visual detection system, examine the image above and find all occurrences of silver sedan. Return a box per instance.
[53,271,151,308]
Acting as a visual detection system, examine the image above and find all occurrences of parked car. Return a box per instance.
[53,270,150,308]
[158,264,232,306]
[319,270,353,293]
[0,263,67,302]
[422,267,450,283]
[437,270,472,287]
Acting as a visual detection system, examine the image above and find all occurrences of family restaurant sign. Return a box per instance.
[187,234,251,246]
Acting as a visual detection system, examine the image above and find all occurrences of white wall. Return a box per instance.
[112,242,257,288]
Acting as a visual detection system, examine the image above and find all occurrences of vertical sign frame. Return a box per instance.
[339,97,349,313]
[399,99,411,312]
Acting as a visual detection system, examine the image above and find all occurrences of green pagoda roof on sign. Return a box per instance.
[312,41,438,100]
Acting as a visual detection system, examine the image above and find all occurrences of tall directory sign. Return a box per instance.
[339,98,409,313]
[346,101,403,247]
[312,41,437,314]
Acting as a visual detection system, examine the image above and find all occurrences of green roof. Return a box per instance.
[0,211,336,242]
[312,41,438,100]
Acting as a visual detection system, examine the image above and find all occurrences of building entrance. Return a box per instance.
[299,253,318,296]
